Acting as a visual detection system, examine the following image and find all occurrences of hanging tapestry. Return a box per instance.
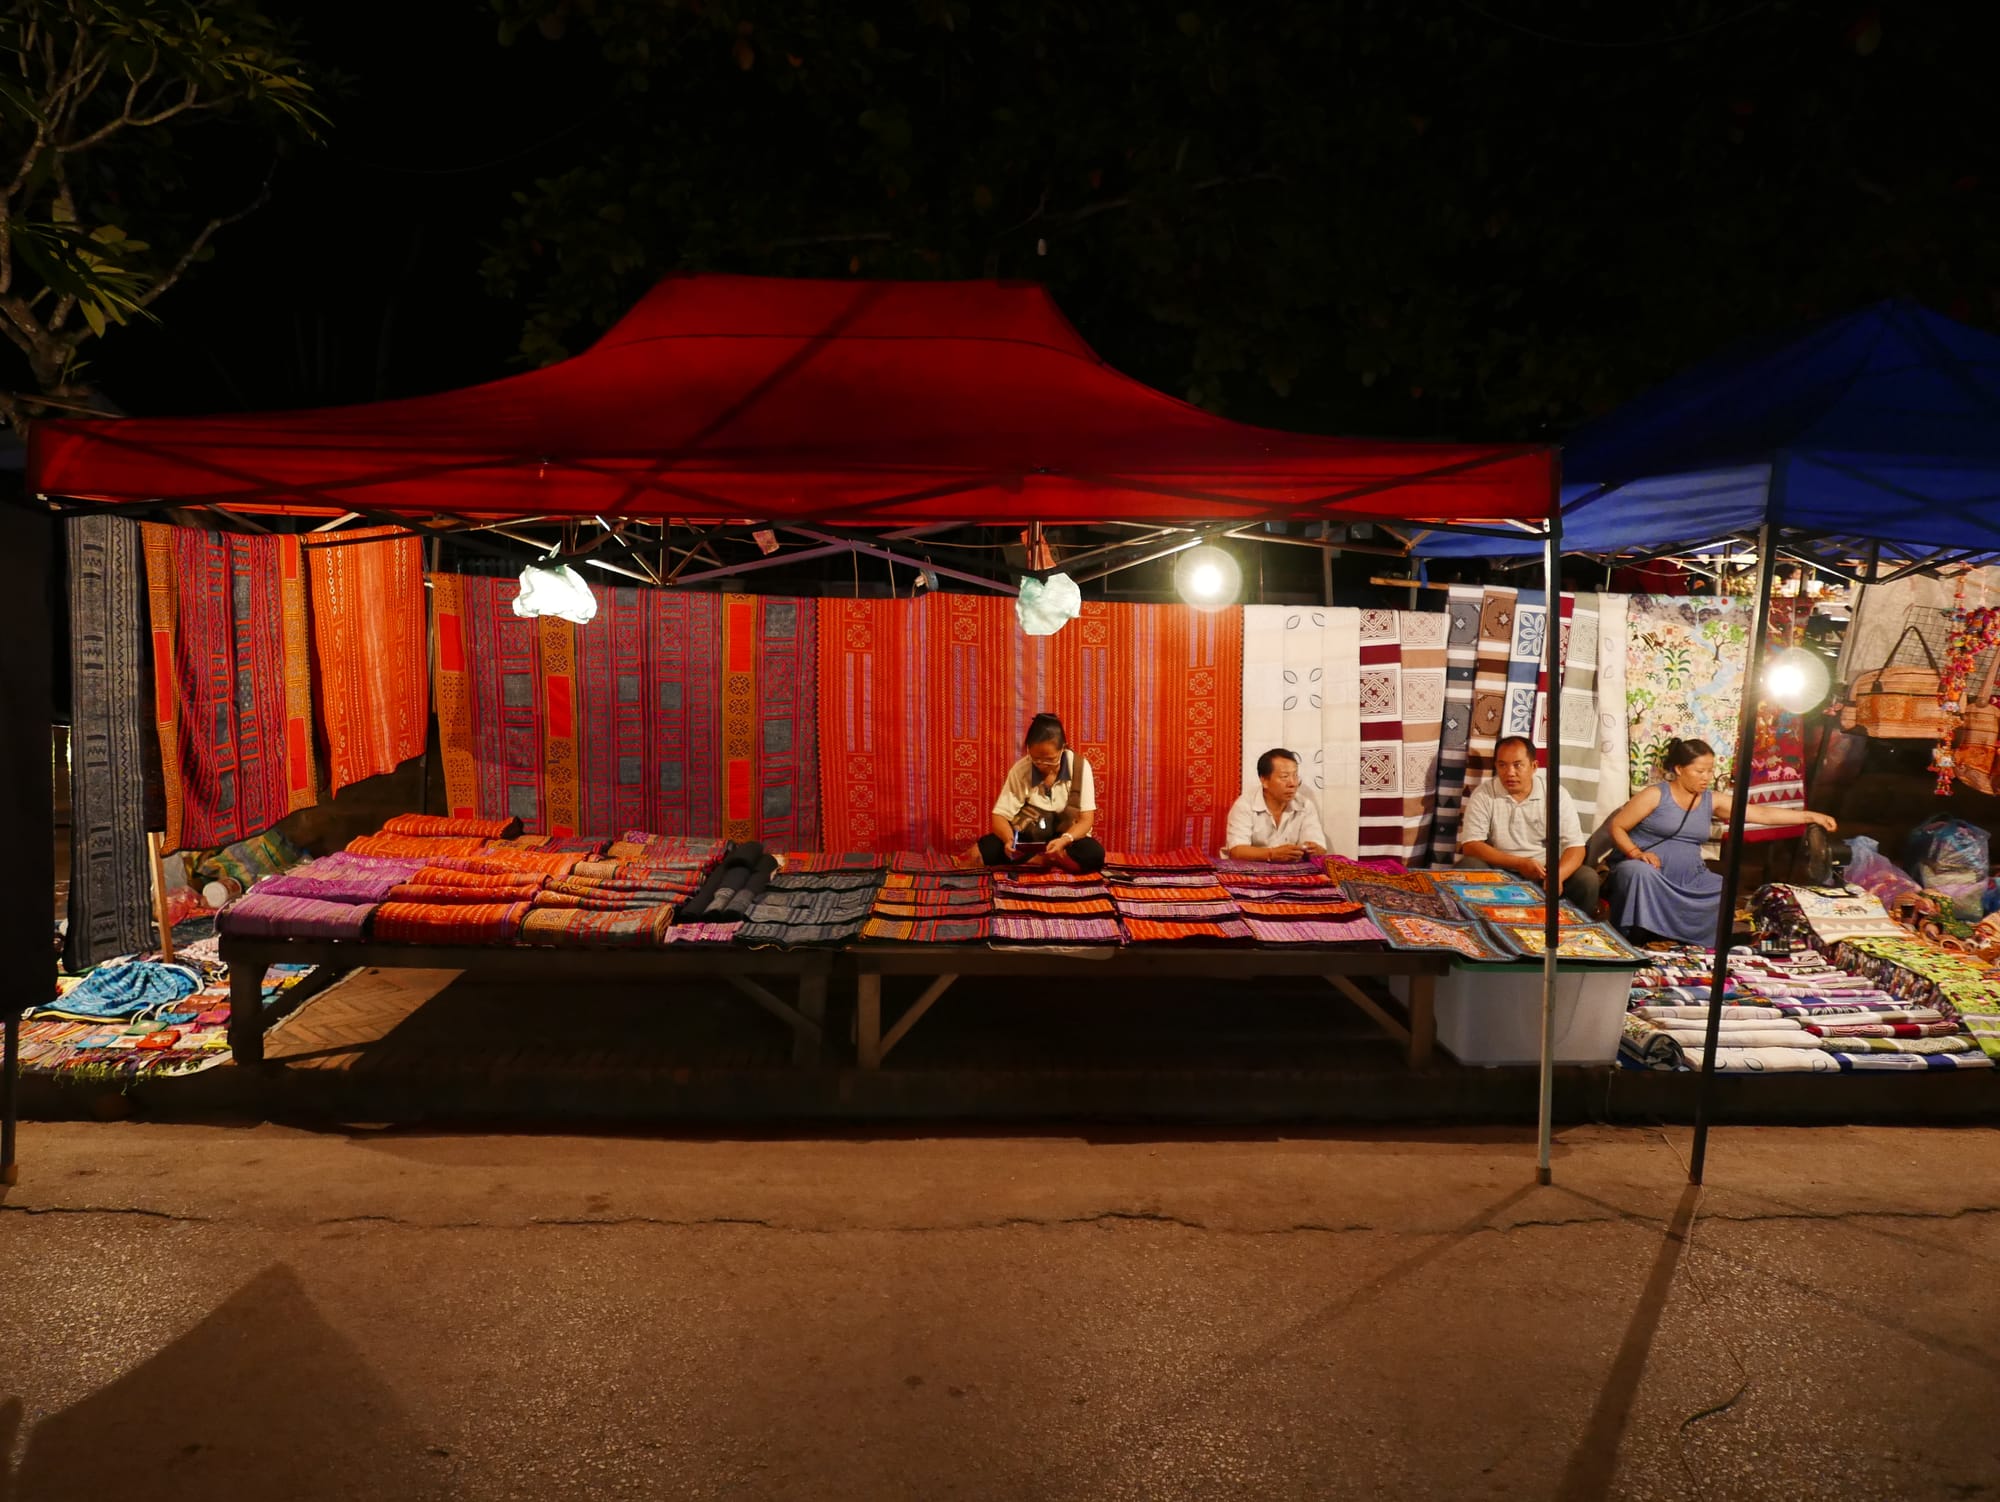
[433,575,818,843]
[65,514,157,965]
[1465,586,1518,798]
[1396,609,1448,865]
[1431,584,1484,865]
[141,524,317,855]
[1241,605,1361,857]
[1749,597,1807,810]
[1355,609,1404,861]
[1594,593,1632,822]
[1624,595,1750,790]
[304,527,427,794]
[1505,588,1547,750]
[1560,592,1602,815]
[819,593,1239,854]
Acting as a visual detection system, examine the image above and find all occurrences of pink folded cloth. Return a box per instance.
[219,893,375,941]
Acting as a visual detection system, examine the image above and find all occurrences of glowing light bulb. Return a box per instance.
[1191,563,1223,597]
[1173,546,1241,611]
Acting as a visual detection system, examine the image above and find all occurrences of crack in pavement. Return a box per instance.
[0,1204,213,1223]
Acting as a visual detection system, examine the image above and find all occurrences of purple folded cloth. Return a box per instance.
[219,892,376,940]
[251,853,425,904]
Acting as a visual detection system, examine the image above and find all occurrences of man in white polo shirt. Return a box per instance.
[1457,735,1598,910]
[1222,748,1327,862]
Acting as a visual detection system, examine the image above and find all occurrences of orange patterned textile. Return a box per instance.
[818,594,1241,854]
[304,528,427,794]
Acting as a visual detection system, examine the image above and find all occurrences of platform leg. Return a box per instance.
[794,971,827,1067]
[857,974,882,1070]
[228,956,268,1068]
[1408,974,1436,1069]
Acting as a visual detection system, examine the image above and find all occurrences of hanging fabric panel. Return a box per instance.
[304,527,428,794]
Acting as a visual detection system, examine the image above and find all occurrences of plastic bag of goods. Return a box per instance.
[1845,835,1921,907]
[1903,816,1991,920]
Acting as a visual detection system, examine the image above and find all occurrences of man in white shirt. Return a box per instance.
[1457,735,1599,910]
[1222,748,1328,862]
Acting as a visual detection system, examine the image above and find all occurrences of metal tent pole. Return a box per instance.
[1537,475,1563,1185]
[1689,516,1779,1184]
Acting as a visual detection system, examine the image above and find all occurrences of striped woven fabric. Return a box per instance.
[612,832,728,864]
[384,813,520,839]
[989,914,1122,944]
[420,850,587,877]
[992,894,1118,917]
[1243,914,1385,947]
[487,834,606,855]
[1114,900,1242,921]
[1118,917,1253,945]
[218,893,375,941]
[408,866,545,892]
[1103,848,1214,873]
[346,833,488,859]
[873,898,993,919]
[1233,896,1371,920]
[371,900,530,945]
[778,851,887,873]
[529,890,678,913]
[890,850,975,873]
[1209,858,1331,881]
[858,915,990,943]
[880,871,988,890]
[254,855,426,904]
[388,882,544,905]
[769,870,883,892]
[546,873,694,898]
[1108,882,1231,905]
[519,905,673,948]
[1102,872,1230,888]
[659,921,747,944]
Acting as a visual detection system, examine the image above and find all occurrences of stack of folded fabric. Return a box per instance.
[522,832,724,946]
[607,832,727,866]
[736,854,885,947]
[667,840,778,941]
[1212,859,1383,947]
[345,812,521,862]
[372,896,532,944]
[1100,852,1249,944]
[486,834,608,856]
[218,851,427,940]
[1333,860,1465,919]
[860,867,992,943]
[1756,883,1907,944]
[990,867,1120,945]
[1620,1010,1842,1072]
[1829,936,2000,1063]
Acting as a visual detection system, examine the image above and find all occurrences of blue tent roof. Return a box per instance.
[1420,299,2000,559]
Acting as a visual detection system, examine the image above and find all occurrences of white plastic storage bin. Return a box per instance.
[1417,961,1638,1067]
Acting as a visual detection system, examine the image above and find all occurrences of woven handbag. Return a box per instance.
[1955,649,2000,795]
[1839,625,1945,739]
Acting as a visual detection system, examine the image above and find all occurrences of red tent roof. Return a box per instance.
[30,274,1552,525]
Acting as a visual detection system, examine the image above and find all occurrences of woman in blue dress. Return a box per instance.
[1603,738,1837,944]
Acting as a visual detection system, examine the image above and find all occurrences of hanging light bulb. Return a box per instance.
[1764,646,1830,713]
[1173,545,1241,611]
[513,559,599,624]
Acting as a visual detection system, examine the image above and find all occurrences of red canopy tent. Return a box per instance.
[29,274,1552,528]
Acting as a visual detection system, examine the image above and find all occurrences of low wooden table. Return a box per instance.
[218,938,834,1068]
[845,947,1450,1069]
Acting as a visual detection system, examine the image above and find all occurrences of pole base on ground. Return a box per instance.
[1536,1165,1552,1186]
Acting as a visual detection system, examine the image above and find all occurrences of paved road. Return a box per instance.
[3,1121,1997,1501]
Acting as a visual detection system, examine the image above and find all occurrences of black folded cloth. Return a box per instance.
[677,843,776,921]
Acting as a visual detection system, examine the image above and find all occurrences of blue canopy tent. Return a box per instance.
[1421,300,2000,1182]
[1417,299,2000,573]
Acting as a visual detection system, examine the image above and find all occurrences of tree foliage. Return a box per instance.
[0,0,323,432]
[484,0,2000,439]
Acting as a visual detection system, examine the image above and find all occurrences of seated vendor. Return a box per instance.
[977,712,1106,873]
[1604,737,1836,945]
[1222,748,1327,862]
[1457,735,1599,911]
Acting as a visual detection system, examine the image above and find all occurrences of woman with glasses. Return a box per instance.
[977,712,1106,873]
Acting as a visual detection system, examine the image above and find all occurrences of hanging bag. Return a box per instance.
[1954,647,2000,795]
[1839,625,1945,739]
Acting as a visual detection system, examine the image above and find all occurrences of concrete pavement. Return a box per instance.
[2,1122,1997,1500]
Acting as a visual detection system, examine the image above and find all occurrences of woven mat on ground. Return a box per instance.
[433,578,819,843]
[1241,604,1362,858]
[65,513,156,967]
[371,901,529,945]
[142,524,316,854]
[820,594,1239,854]
[307,529,428,795]
[519,905,673,948]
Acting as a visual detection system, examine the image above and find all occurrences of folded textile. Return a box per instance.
[880,870,989,891]
[1813,1034,1976,1054]
[1368,907,1510,961]
[383,813,520,840]
[1798,1019,1956,1038]
[420,852,585,878]
[1102,847,1214,872]
[218,893,375,941]
[778,851,887,873]
[890,849,972,873]
[1684,1047,1843,1073]
[747,886,879,925]
[371,900,529,945]
[1243,914,1384,947]
[656,921,743,943]
[530,890,679,913]
[252,868,411,905]
[389,882,542,905]
[858,915,990,943]
[1325,858,1430,892]
[519,905,672,948]
[1109,881,1232,905]
[1462,902,1587,927]
[1119,917,1253,945]
[1429,869,1516,888]
[1339,885,1462,919]
[1656,1027,1821,1049]
[409,865,547,893]
[873,902,995,922]
[1112,900,1243,922]
[1234,896,1371,920]
[345,832,488,858]
[993,894,1118,917]
[1485,921,1647,964]
[1827,1050,1994,1071]
[1620,1017,1686,1069]
[546,873,692,897]
[487,833,605,855]
[988,914,1121,944]
[1632,1004,1784,1020]
[37,960,204,1019]
[770,869,884,892]
[679,852,779,921]
[1210,858,1328,880]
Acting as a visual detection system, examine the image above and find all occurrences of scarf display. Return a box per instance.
[304,528,427,794]
[140,523,317,855]
[1431,585,1484,865]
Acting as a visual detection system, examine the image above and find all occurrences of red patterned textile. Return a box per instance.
[384,813,518,839]
[420,850,585,877]
[371,900,530,944]
[520,905,675,945]
[346,833,487,859]
[140,524,317,853]
[1119,917,1253,944]
[409,865,545,892]
[305,528,427,794]
[819,595,1240,854]
[387,883,535,905]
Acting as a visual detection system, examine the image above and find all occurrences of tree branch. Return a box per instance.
[132,184,271,311]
